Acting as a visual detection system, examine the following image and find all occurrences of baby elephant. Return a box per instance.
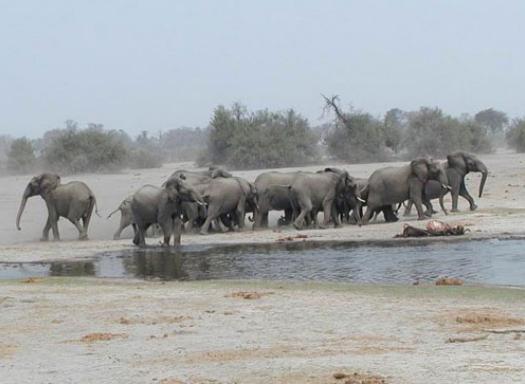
[107,196,161,240]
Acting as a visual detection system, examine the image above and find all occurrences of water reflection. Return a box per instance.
[0,239,524,286]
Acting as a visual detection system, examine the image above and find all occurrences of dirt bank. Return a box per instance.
[1,151,524,263]
[1,278,524,384]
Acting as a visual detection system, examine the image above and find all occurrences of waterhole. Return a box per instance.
[0,239,524,286]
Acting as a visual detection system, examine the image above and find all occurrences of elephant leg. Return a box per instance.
[362,206,375,225]
[439,195,448,215]
[293,200,311,230]
[448,173,462,212]
[423,200,435,217]
[459,180,477,210]
[409,184,426,220]
[68,218,86,240]
[41,218,51,241]
[159,220,173,246]
[320,200,334,228]
[200,205,219,235]
[403,200,413,216]
[172,217,182,246]
[51,218,60,241]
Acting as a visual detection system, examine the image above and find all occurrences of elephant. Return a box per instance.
[404,152,488,215]
[288,169,360,229]
[16,173,98,241]
[361,158,450,224]
[252,171,305,228]
[403,179,449,217]
[170,166,232,184]
[171,167,232,231]
[131,177,204,247]
[445,151,488,212]
[107,196,161,240]
[199,176,258,235]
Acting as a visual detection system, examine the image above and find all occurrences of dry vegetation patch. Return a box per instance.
[79,332,128,343]
[226,291,274,300]
[455,312,524,329]
[333,372,387,384]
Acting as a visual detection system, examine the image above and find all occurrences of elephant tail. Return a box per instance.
[106,207,120,219]
[90,195,101,218]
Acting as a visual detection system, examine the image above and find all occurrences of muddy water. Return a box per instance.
[0,239,524,286]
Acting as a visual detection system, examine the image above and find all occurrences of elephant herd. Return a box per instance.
[15,151,488,247]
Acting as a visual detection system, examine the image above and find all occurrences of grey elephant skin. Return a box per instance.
[171,167,232,231]
[404,152,488,215]
[131,178,204,247]
[446,151,488,212]
[252,171,305,228]
[199,176,258,235]
[107,196,161,240]
[16,173,98,241]
[362,158,449,224]
[289,169,360,229]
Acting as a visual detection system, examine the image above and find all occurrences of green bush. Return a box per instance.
[7,137,36,174]
[42,123,128,173]
[404,107,492,158]
[506,118,525,152]
[202,104,318,169]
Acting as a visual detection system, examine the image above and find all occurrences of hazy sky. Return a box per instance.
[1,0,524,137]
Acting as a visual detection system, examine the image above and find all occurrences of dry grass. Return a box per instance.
[79,332,128,343]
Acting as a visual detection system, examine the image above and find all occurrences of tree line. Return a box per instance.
[1,98,524,175]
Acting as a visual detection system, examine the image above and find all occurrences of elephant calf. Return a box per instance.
[107,196,161,240]
[16,173,98,241]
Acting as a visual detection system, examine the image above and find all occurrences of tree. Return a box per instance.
[7,137,36,174]
[404,108,491,158]
[383,108,406,154]
[322,95,390,162]
[202,103,318,169]
[474,108,508,135]
[506,118,525,152]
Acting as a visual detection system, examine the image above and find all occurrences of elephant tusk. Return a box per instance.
[442,184,452,190]
[357,197,366,203]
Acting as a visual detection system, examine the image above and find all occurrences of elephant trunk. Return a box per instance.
[16,185,31,230]
[479,166,488,198]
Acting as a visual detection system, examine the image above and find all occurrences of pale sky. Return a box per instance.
[1,0,524,137]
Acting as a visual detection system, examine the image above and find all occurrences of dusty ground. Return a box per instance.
[0,151,524,262]
[0,152,524,383]
[1,279,525,384]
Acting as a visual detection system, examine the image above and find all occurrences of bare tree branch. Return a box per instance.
[321,94,349,126]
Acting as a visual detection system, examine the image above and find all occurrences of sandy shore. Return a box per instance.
[0,151,524,262]
[1,278,525,384]
[1,152,524,383]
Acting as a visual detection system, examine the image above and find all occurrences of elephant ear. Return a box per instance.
[39,173,60,193]
[447,153,467,172]
[410,159,429,183]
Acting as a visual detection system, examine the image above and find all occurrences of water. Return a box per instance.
[0,239,524,286]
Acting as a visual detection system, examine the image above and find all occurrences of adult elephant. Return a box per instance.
[252,171,305,229]
[200,177,258,235]
[445,151,488,212]
[171,167,232,231]
[289,169,360,229]
[16,173,98,241]
[131,177,204,247]
[361,158,449,224]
